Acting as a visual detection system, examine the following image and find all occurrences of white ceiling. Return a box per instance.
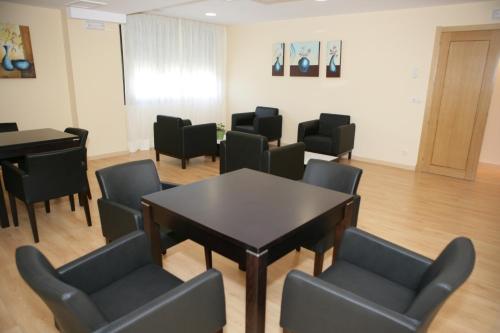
[4,0,490,25]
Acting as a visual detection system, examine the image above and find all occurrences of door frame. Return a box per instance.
[416,23,500,179]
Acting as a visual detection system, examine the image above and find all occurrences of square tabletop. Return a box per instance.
[142,168,353,253]
[0,128,78,148]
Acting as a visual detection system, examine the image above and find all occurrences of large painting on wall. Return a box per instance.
[326,40,342,78]
[0,23,36,78]
[272,42,284,76]
[290,41,319,77]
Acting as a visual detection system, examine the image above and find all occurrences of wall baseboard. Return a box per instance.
[348,155,416,171]
[88,150,130,161]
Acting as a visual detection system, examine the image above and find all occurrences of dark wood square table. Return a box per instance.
[0,128,80,228]
[141,168,354,333]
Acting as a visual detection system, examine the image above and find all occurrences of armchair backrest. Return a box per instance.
[64,127,89,148]
[225,131,268,173]
[255,106,279,118]
[318,113,350,136]
[16,246,107,333]
[23,148,87,200]
[303,159,362,195]
[262,142,305,180]
[406,237,475,325]
[154,115,187,156]
[96,159,162,211]
[0,122,18,132]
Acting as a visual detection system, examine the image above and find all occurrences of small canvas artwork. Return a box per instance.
[0,23,36,78]
[272,42,284,76]
[290,41,320,77]
[326,40,342,78]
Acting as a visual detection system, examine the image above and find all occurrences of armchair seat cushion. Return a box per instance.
[303,134,333,154]
[319,260,415,313]
[233,125,256,134]
[90,264,183,321]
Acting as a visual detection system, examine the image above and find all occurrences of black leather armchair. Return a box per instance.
[154,115,217,169]
[2,147,91,243]
[220,131,305,180]
[281,228,475,333]
[298,113,355,158]
[231,106,283,145]
[0,122,18,132]
[16,231,227,333]
[300,159,362,276]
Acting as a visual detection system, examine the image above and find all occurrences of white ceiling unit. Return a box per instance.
[66,7,126,23]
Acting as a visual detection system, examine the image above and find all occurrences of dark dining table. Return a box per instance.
[141,168,354,333]
[0,128,80,228]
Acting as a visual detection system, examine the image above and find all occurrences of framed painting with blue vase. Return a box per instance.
[290,41,319,77]
[0,22,36,79]
[326,40,342,78]
[272,42,284,76]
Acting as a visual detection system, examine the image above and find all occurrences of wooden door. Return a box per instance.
[418,28,500,180]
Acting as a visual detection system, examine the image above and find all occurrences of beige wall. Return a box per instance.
[0,1,127,157]
[226,1,500,167]
[480,64,500,165]
[65,19,128,156]
[0,2,73,130]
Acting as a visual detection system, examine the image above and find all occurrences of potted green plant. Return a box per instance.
[216,123,225,140]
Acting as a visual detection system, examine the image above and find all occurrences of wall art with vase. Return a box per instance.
[272,42,284,76]
[290,41,319,77]
[326,40,342,78]
[0,22,36,78]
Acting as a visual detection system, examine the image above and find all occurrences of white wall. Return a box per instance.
[226,1,500,168]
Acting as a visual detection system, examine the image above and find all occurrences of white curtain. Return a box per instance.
[123,14,226,151]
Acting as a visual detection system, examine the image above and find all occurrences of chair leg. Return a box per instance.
[25,203,39,243]
[80,192,92,226]
[78,193,84,207]
[283,329,292,333]
[106,238,112,244]
[212,154,216,162]
[238,262,246,271]
[181,158,186,169]
[69,194,75,211]
[8,193,18,227]
[85,174,92,200]
[348,151,352,160]
[295,247,301,252]
[204,247,213,269]
[277,139,281,147]
[161,248,167,255]
[155,150,160,161]
[44,200,50,213]
[215,329,223,333]
[313,252,324,277]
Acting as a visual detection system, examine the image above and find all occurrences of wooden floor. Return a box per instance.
[0,150,499,333]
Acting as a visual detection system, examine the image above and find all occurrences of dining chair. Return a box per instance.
[16,231,227,333]
[300,159,363,275]
[2,147,91,243]
[281,228,475,333]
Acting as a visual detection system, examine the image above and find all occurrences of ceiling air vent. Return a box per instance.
[65,0,107,9]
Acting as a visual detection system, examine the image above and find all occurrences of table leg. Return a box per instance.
[333,200,354,264]
[0,177,10,228]
[246,249,268,333]
[142,202,162,267]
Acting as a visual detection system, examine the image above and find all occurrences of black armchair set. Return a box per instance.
[281,228,475,333]
[16,231,226,333]
[220,131,305,180]
[154,115,217,169]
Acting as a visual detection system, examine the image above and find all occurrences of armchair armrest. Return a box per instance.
[182,123,217,157]
[161,181,179,190]
[332,123,355,155]
[281,270,419,333]
[338,228,432,289]
[254,115,283,141]
[219,140,227,174]
[95,269,226,333]
[231,112,255,128]
[261,142,305,180]
[297,119,320,142]
[97,198,143,241]
[1,160,28,199]
[58,231,152,295]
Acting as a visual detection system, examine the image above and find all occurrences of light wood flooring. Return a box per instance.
[0,150,499,333]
